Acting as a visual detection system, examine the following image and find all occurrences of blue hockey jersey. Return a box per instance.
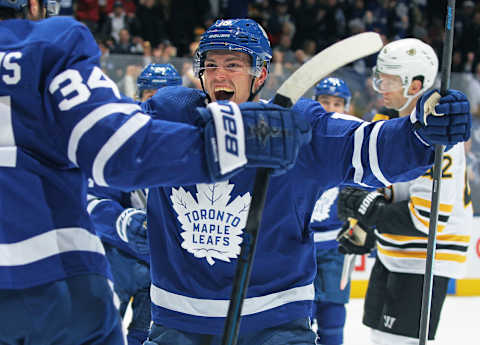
[142,91,436,335]
[87,182,149,263]
[0,17,214,289]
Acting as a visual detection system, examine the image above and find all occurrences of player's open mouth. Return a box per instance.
[214,87,234,101]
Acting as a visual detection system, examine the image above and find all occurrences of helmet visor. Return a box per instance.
[372,67,404,93]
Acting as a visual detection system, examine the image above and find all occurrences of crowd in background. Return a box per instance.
[59,0,480,213]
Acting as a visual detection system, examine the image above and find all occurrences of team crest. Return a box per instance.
[171,181,251,265]
[311,187,339,223]
[407,48,416,56]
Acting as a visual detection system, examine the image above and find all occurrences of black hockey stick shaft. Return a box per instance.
[418,1,455,344]
[220,94,292,345]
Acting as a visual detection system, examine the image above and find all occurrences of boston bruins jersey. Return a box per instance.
[376,143,473,279]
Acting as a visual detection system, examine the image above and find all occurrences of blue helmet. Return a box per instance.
[0,0,60,16]
[314,77,352,110]
[193,18,272,78]
[137,63,182,93]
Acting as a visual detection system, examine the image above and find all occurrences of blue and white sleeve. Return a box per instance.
[44,20,212,190]
[295,98,434,188]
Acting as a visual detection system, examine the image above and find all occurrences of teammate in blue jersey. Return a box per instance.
[0,2,308,344]
[309,77,354,345]
[133,19,470,345]
[87,63,182,345]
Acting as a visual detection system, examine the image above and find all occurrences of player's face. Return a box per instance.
[202,51,257,104]
[374,73,407,110]
[141,89,157,102]
[316,95,346,113]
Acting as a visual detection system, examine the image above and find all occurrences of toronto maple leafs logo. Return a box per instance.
[171,181,251,265]
[311,187,339,223]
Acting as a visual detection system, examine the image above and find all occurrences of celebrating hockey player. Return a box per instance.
[309,77,354,345]
[133,19,471,345]
[0,2,308,344]
[87,63,182,345]
[136,63,182,102]
[337,38,473,345]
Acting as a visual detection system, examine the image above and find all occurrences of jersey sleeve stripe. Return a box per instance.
[352,122,369,186]
[0,227,105,266]
[379,233,470,244]
[411,196,453,213]
[408,201,446,232]
[377,245,467,263]
[92,113,151,186]
[86,196,110,214]
[68,103,142,165]
[369,121,391,186]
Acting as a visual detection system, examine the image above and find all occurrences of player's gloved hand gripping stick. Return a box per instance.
[221,32,384,345]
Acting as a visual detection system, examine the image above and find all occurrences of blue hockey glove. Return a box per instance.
[413,89,471,147]
[116,208,149,256]
[198,100,312,180]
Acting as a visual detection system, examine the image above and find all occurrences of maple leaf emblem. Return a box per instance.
[311,187,339,223]
[171,181,251,265]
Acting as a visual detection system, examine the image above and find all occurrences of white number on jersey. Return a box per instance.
[49,66,120,111]
[0,96,16,167]
[0,51,22,85]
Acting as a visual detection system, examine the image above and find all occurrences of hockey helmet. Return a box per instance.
[372,38,438,110]
[315,77,352,111]
[137,63,182,93]
[193,18,272,78]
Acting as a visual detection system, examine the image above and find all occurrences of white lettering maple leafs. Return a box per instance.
[171,181,251,265]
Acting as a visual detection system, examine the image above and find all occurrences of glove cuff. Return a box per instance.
[199,101,248,181]
[116,208,146,243]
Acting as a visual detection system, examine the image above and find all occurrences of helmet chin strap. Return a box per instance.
[248,76,267,102]
[395,94,416,112]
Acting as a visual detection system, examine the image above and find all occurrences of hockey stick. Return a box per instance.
[221,32,384,345]
[418,1,455,344]
[340,253,356,291]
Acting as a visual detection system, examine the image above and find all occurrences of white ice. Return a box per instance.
[344,296,480,345]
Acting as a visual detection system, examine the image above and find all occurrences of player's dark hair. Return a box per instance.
[413,75,425,87]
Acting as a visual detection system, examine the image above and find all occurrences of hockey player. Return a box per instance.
[0,3,309,344]
[309,77,354,345]
[337,38,473,345]
[135,19,471,345]
[136,63,182,102]
[87,63,182,345]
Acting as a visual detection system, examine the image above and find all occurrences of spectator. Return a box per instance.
[102,1,133,43]
[75,0,100,33]
[134,0,169,49]
[267,0,294,46]
[112,28,142,54]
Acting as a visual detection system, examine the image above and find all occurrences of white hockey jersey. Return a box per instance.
[376,143,473,279]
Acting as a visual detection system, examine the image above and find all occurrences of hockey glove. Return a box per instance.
[337,218,376,255]
[198,100,312,181]
[116,208,149,256]
[337,187,387,227]
[413,89,471,147]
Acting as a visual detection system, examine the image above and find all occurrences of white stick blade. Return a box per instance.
[276,32,383,103]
